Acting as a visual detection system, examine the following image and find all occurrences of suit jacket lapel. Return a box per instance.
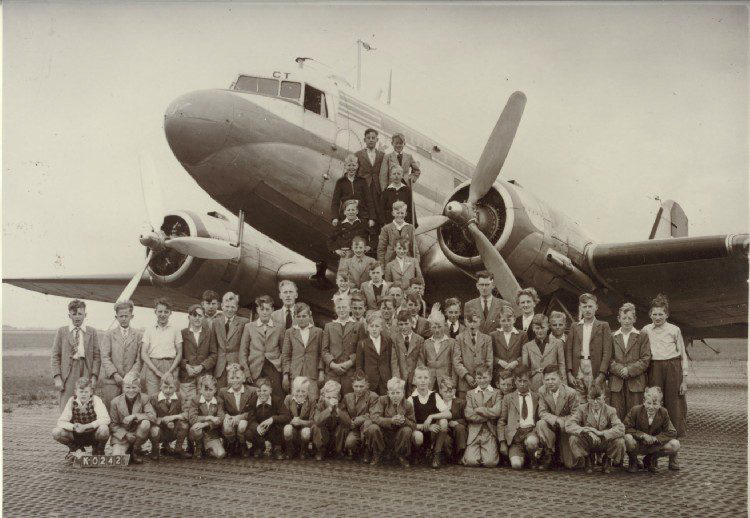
[227,319,240,341]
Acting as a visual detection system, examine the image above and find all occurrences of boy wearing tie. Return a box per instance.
[497,365,540,469]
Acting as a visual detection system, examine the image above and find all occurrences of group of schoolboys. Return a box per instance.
[53,271,685,475]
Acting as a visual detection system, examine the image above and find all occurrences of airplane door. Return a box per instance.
[302,84,337,221]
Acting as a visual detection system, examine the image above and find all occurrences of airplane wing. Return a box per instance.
[3,273,200,314]
[587,234,749,338]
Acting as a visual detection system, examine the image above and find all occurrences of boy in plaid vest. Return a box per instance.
[53,377,110,460]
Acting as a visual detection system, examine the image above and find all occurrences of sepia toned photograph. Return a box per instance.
[2,2,747,516]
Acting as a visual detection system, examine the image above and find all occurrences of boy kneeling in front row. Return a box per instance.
[366,376,416,467]
[109,372,156,464]
[566,383,626,474]
[624,386,680,473]
[149,372,190,460]
[53,377,111,460]
[188,374,227,460]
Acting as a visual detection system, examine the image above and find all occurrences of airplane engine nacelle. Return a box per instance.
[438,182,517,271]
[147,210,240,294]
[437,180,597,296]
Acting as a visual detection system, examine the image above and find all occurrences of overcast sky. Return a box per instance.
[3,2,747,329]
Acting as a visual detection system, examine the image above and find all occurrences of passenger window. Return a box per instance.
[304,85,328,118]
[234,76,258,92]
[280,81,301,99]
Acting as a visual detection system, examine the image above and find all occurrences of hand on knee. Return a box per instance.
[624,434,637,451]
[52,427,67,442]
[136,420,151,435]
[237,420,248,434]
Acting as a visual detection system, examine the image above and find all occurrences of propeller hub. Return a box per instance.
[139,231,166,252]
[445,201,472,225]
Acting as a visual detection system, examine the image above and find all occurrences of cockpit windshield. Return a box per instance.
[232,75,302,101]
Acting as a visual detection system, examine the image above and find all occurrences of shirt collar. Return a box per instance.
[431,335,448,344]
[335,317,355,325]
[475,385,494,394]
[199,395,217,405]
[189,326,202,333]
[393,220,407,230]
[227,385,245,395]
[614,328,639,336]
[579,319,595,326]
[411,389,433,398]
[68,324,84,332]
[256,396,271,406]
[158,391,179,402]
[154,322,173,329]
[387,183,405,191]
[293,397,308,405]
[294,324,312,331]
[370,334,382,342]
[503,328,519,334]
[345,217,361,224]
[256,318,274,327]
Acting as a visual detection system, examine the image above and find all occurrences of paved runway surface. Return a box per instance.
[3,386,747,517]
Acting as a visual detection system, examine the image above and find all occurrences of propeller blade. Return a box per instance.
[468,91,526,205]
[466,222,521,309]
[414,215,449,236]
[117,250,154,303]
[139,153,165,231]
[166,237,239,260]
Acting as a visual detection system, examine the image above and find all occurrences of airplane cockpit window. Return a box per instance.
[258,78,279,96]
[303,85,328,118]
[280,81,301,99]
[233,75,279,96]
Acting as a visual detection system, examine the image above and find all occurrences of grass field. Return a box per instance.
[2,330,746,411]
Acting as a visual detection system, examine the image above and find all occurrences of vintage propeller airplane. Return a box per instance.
[5,61,748,341]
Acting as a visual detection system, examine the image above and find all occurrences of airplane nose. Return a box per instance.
[164,90,233,166]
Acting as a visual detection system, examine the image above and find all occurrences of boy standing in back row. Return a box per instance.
[51,299,100,411]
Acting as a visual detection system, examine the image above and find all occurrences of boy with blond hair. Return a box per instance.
[624,386,680,473]
[53,377,110,459]
[380,168,415,225]
[366,377,416,467]
[338,236,378,290]
[109,372,155,464]
[283,376,316,459]
[418,312,456,390]
[219,363,254,457]
[312,379,344,460]
[384,237,423,291]
[410,366,451,468]
[377,201,417,266]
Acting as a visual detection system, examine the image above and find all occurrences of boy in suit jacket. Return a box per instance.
[565,293,613,392]
[384,238,423,291]
[53,378,110,459]
[419,313,456,390]
[201,290,222,326]
[453,309,493,399]
[148,372,190,460]
[246,378,291,460]
[322,295,358,395]
[497,365,541,469]
[331,153,375,227]
[522,314,567,391]
[444,298,465,339]
[566,383,625,474]
[624,386,680,473]
[380,166,415,225]
[378,133,421,192]
[391,310,425,393]
[462,364,502,467]
[211,292,250,388]
[188,374,227,460]
[281,303,325,400]
[109,372,155,464]
[356,129,386,203]
[339,371,380,461]
[490,305,524,382]
[366,377,416,467]
[311,380,345,460]
[328,200,370,256]
[361,262,391,310]
[180,304,217,405]
[355,311,395,395]
[535,366,580,469]
[465,271,513,335]
[99,300,141,410]
[240,295,284,396]
[377,202,418,266]
[438,377,467,464]
[219,364,255,457]
[610,303,652,420]
[51,299,101,411]
[338,236,378,289]
[283,376,317,459]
